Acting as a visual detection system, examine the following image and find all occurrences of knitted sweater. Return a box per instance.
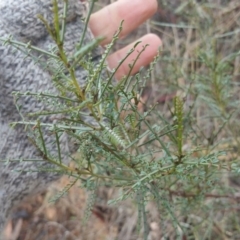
[0,0,102,234]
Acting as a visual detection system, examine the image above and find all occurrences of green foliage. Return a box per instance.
[2,0,240,238]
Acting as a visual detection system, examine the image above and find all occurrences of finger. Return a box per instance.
[89,0,158,45]
[107,34,162,80]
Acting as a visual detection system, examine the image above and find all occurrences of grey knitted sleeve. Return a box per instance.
[0,0,103,233]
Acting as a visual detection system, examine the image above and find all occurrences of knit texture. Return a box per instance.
[0,0,103,235]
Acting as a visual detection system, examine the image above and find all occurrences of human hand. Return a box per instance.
[0,1,160,234]
[89,0,162,79]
